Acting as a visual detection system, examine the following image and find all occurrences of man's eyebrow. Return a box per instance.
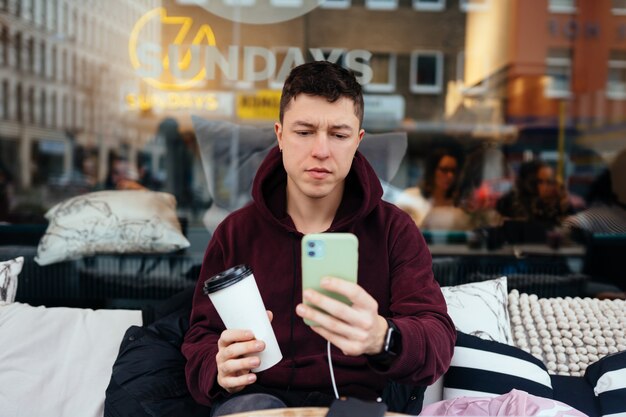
[292,120,316,128]
[290,121,353,132]
[330,124,354,132]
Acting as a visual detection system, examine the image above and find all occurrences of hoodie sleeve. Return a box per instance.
[181,228,229,406]
[369,213,456,386]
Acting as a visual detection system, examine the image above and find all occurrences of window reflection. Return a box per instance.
[0,0,623,250]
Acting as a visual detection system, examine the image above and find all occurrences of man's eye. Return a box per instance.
[296,131,311,136]
[334,134,349,140]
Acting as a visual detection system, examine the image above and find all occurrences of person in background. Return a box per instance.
[496,159,572,225]
[563,152,626,235]
[182,61,455,416]
[402,148,471,230]
[102,152,146,191]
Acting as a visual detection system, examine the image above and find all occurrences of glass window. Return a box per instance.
[39,40,45,76]
[545,48,571,98]
[0,26,7,66]
[30,139,66,186]
[460,0,489,12]
[15,83,22,122]
[413,0,445,11]
[320,0,351,9]
[548,0,576,13]
[0,79,8,119]
[27,0,35,21]
[0,138,19,192]
[27,86,35,123]
[26,37,34,72]
[0,0,622,247]
[366,0,398,10]
[50,0,57,30]
[410,51,443,94]
[14,31,22,70]
[50,45,56,79]
[364,53,397,93]
[40,89,46,126]
[607,51,626,100]
[222,0,256,6]
[50,91,57,128]
[612,0,626,14]
[270,0,304,7]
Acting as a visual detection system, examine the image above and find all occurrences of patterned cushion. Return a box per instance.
[508,290,626,376]
[585,351,626,417]
[0,257,23,304]
[443,332,553,400]
[35,191,189,266]
[441,277,513,344]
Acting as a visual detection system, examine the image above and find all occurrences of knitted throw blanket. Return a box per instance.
[508,290,626,376]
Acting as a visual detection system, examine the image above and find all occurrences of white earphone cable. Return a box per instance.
[327,340,339,399]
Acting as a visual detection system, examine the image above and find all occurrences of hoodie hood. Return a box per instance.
[251,146,383,232]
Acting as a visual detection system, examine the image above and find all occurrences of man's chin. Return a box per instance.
[302,184,334,200]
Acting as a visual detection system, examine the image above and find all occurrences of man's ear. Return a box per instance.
[357,129,365,145]
[275,122,283,150]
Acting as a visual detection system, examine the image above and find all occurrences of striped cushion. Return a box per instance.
[585,351,626,417]
[444,332,553,400]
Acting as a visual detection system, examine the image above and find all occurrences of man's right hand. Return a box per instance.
[215,311,273,394]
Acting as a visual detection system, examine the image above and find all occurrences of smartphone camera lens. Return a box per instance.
[308,241,315,248]
[308,251,315,257]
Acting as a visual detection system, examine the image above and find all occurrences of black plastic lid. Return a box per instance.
[203,264,252,295]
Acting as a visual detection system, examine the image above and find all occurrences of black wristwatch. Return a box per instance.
[368,318,402,365]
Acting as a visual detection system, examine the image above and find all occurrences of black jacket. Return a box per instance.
[104,287,211,417]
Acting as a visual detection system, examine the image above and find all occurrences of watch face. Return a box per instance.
[385,320,400,356]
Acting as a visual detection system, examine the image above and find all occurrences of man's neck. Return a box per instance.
[286,183,344,234]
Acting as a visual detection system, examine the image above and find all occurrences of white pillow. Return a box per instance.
[0,256,23,305]
[0,302,142,417]
[441,277,513,345]
[35,190,190,266]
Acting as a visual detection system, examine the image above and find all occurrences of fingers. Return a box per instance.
[218,329,255,349]
[296,277,386,357]
[216,330,266,393]
[307,323,365,357]
[302,278,378,329]
[321,277,377,312]
[216,356,259,393]
[267,310,273,322]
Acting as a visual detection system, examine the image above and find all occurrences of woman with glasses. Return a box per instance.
[400,148,472,230]
[496,159,572,225]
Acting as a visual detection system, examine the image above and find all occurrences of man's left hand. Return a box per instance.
[295,276,388,357]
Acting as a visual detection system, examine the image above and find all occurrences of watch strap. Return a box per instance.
[367,318,401,366]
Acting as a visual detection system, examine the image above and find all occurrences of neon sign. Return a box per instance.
[128,8,375,93]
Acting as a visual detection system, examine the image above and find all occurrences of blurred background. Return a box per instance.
[1,0,625,248]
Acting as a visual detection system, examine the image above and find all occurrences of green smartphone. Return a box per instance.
[301,233,359,326]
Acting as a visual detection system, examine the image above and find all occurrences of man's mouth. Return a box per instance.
[306,168,331,179]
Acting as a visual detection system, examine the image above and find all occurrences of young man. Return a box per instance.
[182,61,456,415]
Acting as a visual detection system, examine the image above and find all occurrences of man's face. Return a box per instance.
[275,94,364,202]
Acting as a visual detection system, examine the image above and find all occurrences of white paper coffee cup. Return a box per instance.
[203,265,282,372]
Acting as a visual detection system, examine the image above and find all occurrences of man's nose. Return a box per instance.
[311,134,330,158]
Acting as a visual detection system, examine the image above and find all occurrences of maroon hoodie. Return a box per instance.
[182,146,456,406]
